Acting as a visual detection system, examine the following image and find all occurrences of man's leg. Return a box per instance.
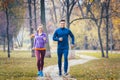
[57,49,63,76]
[63,49,68,74]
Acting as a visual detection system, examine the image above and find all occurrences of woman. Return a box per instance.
[33,25,47,77]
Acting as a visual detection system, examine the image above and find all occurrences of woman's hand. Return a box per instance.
[43,37,46,41]
[32,47,35,50]
[30,34,35,38]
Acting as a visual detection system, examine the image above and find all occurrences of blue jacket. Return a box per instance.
[53,28,75,49]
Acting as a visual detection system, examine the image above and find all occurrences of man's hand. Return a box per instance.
[59,37,63,41]
[71,44,75,49]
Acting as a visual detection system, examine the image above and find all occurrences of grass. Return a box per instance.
[70,53,120,80]
[0,50,58,80]
[0,51,120,80]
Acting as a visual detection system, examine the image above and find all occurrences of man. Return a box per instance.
[53,19,75,76]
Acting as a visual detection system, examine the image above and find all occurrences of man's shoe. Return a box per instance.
[64,73,68,76]
[59,72,62,76]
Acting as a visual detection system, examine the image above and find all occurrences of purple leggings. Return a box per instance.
[35,50,46,71]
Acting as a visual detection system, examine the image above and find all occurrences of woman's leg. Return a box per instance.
[40,50,46,71]
[35,50,41,71]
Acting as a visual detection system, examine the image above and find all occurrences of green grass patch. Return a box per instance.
[80,52,120,58]
[70,53,120,80]
[1,51,119,80]
[0,50,58,80]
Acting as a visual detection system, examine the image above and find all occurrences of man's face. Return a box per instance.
[60,21,65,28]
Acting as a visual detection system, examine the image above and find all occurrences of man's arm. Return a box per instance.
[69,30,75,45]
[53,30,59,41]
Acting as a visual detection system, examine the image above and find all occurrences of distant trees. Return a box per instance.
[110,0,120,50]
[46,0,120,58]
[59,0,113,58]
[28,0,34,57]
[0,0,26,58]
[0,0,119,58]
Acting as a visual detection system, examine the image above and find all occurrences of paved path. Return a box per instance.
[37,55,99,80]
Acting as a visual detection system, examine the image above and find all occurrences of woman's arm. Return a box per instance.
[33,37,36,49]
[43,33,47,43]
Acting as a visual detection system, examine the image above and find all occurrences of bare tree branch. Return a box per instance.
[69,0,77,16]
[78,1,85,18]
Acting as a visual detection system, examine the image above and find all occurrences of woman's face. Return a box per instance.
[38,26,43,32]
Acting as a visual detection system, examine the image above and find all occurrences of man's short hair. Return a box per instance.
[60,19,65,22]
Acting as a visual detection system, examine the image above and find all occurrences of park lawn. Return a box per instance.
[0,51,58,80]
[80,52,120,58]
[0,51,120,80]
[70,53,120,80]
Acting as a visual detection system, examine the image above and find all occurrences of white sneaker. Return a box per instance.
[64,73,68,76]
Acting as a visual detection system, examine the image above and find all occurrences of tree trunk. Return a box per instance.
[51,0,57,23]
[28,0,35,57]
[33,0,37,30]
[105,0,111,58]
[5,7,10,58]
[3,37,6,52]
[78,2,85,18]
[61,2,65,19]
[50,9,56,27]
[16,37,21,47]
[40,0,51,57]
[109,19,113,53]
[20,27,24,47]
[98,26,105,57]
[66,0,70,28]
[106,14,109,58]
[10,36,14,50]
[83,36,88,50]
[95,2,105,57]
[66,0,76,59]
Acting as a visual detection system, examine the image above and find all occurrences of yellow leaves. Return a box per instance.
[90,0,94,3]
[112,17,120,40]
[0,1,2,6]
[70,54,120,80]
[113,18,120,25]
[111,0,120,14]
